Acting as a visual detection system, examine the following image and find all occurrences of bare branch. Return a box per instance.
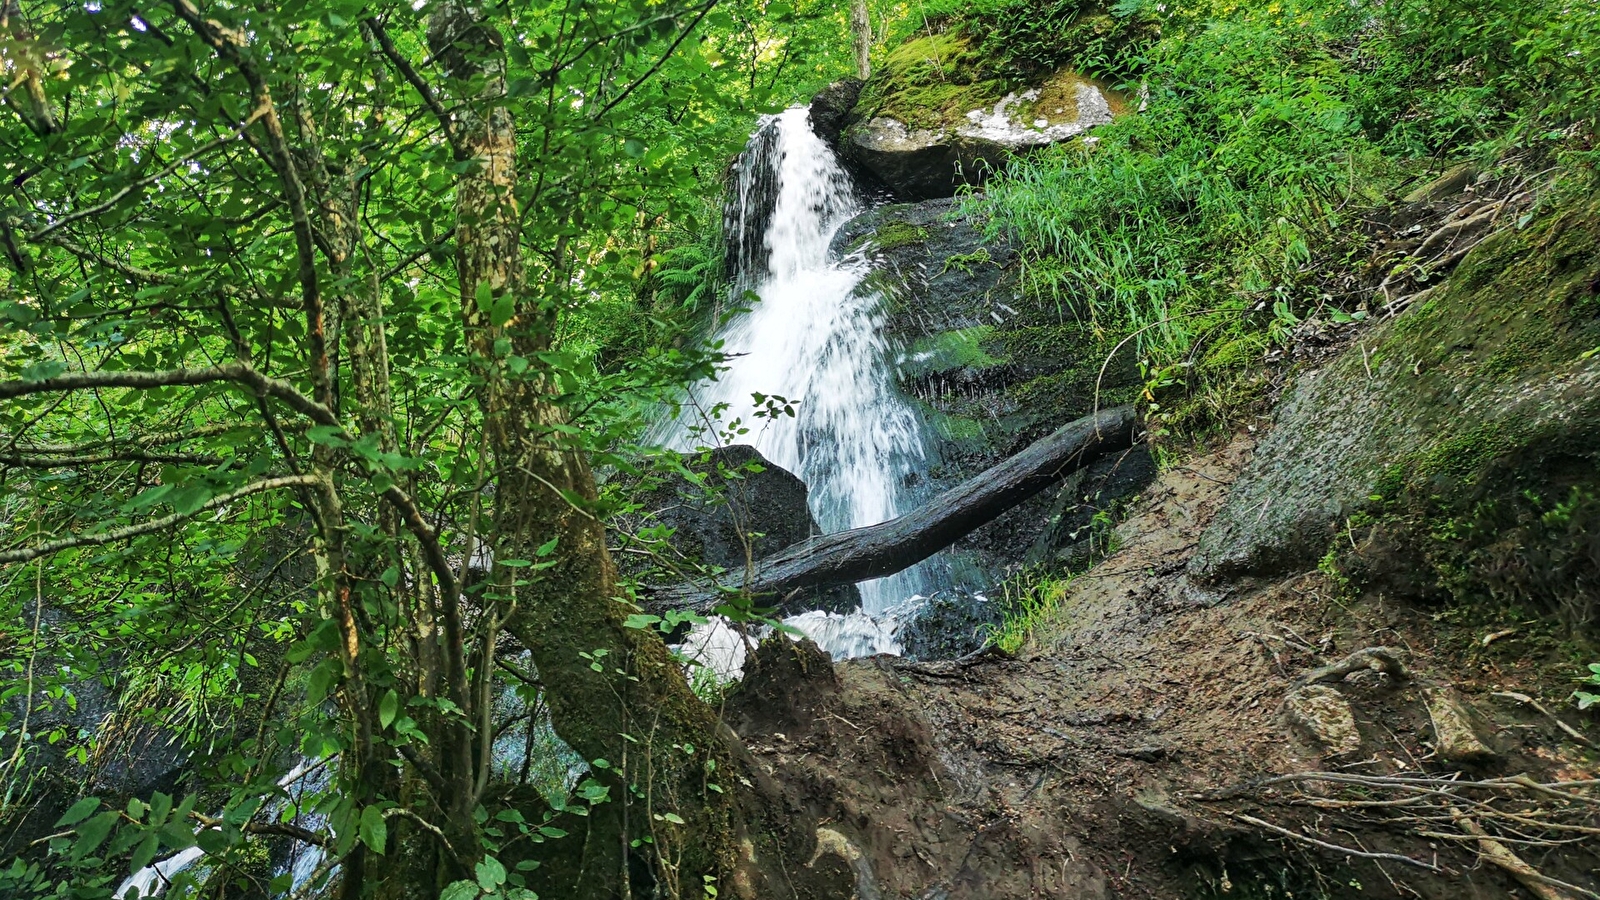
[190,811,328,847]
[9,422,236,454]
[363,17,462,158]
[169,0,335,413]
[0,362,337,427]
[0,449,223,468]
[596,0,718,119]
[1230,813,1442,871]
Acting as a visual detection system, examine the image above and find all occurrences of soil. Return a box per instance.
[726,439,1600,899]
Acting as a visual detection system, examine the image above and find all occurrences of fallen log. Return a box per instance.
[646,404,1139,615]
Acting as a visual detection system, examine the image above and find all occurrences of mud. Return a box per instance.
[728,440,1600,899]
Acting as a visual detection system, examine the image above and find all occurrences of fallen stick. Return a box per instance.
[1294,647,1409,687]
[1449,807,1598,900]
[1229,813,1441,871]
[646,405,1140,614]
[1492,691,1597,748]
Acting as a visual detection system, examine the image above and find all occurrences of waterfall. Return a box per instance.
[659,107,932,623]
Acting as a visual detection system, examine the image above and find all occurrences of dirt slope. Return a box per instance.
[727,440,1600,900]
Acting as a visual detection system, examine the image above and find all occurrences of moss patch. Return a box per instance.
[1196,197,1600,632]
[872,222,933,252]
[908,325,1005,373]
[852,32,1009,131]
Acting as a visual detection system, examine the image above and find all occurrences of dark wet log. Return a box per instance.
[647,405,1139,614]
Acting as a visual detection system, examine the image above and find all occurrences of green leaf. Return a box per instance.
[169,484,213,516]
[306,425,349,447]
[476,856,507,890]
[623,613,661,630]
[70,811,118,860]
[359,806,387,855]
[55,797,101,828]
[379,690,399,730]
[490,292,516,328]
[149,791,173,826]
[440,881,481,900]
[131,833,160,872]
[306,658,342,706]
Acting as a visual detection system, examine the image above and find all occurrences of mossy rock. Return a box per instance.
[838,32,1122,199]
[1191,198,1600,628]
[835,197,1149,580]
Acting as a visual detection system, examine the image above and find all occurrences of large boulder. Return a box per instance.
[1190,199,1600,628]
[623,445,861,614]
[836,33,1120,200]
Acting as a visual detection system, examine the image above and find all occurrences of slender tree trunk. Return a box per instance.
[851,0,872,80]
[424,6,788,898]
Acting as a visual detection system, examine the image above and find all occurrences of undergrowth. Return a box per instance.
[961,0,1599,443]
[988,572,1078,654]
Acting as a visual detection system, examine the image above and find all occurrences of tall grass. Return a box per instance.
[976,5,1386,366]
[971,0,1600,419]
[988,572,1077,653]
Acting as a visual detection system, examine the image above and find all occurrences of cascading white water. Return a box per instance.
[659,107,932,622]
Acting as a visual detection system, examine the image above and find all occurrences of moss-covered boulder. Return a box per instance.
[838,33,1121,199]
[1190,198,1600,627]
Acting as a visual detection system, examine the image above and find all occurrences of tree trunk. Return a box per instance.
[426,5,786,898]
[649,405,1140,615]
[850,0,873,80]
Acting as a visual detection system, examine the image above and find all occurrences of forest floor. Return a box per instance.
[725,438,1600,900]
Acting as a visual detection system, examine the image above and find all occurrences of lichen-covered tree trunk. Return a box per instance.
[851,0,873,79]
[424,5,791,897]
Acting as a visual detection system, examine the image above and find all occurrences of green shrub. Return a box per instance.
[894,0,1157,80]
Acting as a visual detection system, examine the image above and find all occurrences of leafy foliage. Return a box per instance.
[967,0,1598,441]
[0,0,868,895]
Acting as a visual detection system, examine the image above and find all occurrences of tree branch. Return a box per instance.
[0,449,223,468]
[0,362,337,426]
[26,104,270,242]
[596,0,718,119]
[0,474,319,564]
[169,0,335,414]
[363,17,463,158]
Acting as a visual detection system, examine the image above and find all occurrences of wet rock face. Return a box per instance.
[898,590,1005,660]
[1,606,191,858]
[1190,199,1600,620]
[806,77,864,149]
[831,198,1149,586]
[843,80,1116,200]
[621,445,861,613]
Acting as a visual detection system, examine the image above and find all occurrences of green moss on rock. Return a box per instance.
[1191,198,1600,630]
[853,32,1009,131]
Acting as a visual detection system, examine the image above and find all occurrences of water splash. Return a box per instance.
[676,598,924,680]
[658,107,933,617]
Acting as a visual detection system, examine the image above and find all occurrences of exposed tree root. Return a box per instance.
[1293,646,1409,686]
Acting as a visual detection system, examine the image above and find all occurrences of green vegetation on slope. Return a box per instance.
[957,0,1599,444]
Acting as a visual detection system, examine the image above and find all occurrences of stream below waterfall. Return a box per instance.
[656,107,942,667]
